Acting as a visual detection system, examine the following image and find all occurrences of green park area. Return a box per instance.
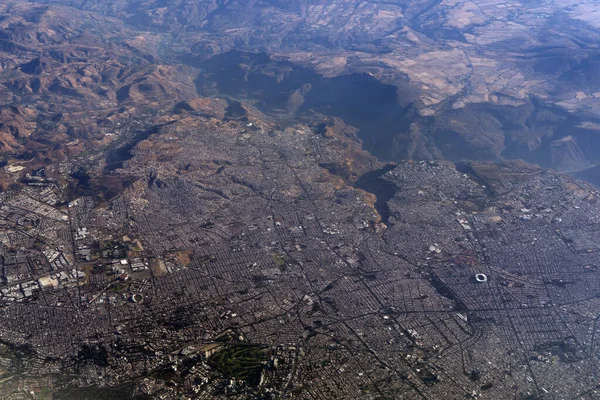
[208,345,268,386]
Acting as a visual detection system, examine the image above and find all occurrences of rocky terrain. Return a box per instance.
[0,0,600,183]
[10,0,600,173]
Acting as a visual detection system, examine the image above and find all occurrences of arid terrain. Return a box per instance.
[2,0,600,180]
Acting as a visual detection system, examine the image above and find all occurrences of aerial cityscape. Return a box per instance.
[1,0,600,399]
